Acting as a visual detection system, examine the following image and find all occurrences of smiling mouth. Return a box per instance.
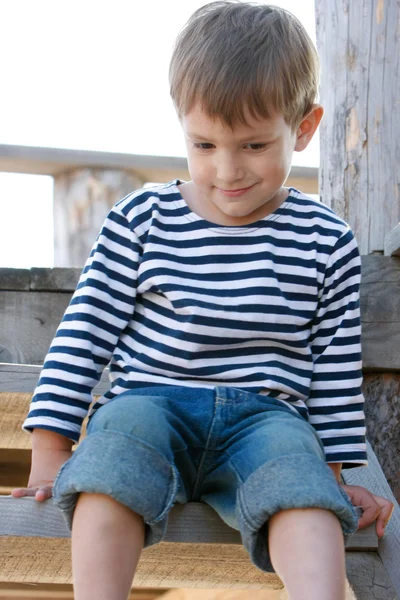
[217,185,255,197]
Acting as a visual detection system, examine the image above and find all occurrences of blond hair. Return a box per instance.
[169,1,319,130]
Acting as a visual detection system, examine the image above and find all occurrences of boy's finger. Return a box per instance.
[356,504,381,530]
[34,487,53,501]
[11,486,53,500]
[11,488,39,498]
[375,501,394,538]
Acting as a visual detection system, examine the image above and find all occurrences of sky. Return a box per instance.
[0,0,318,268]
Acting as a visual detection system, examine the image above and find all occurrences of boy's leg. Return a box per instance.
[72,492,145,600]
[268,507,346,600]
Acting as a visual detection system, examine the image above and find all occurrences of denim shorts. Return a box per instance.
[53,386,358,572]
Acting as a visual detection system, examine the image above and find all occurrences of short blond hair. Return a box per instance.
[169,1,319,130]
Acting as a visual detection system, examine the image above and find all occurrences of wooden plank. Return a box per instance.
[362,373,400,503]
[385,223,400,257]
[0,585,166,599]
[0,292,71,364]
[316,1,400,255]
[0,535,391,595]
[29,269,80,292]
[343,442,400,597]
[158,587,358,600]
[0,537,284,589]
[0,269,79,292]
[360,256,400,371]
[0,271,30,292]
[345,553,399,600]
[0,497,378,551]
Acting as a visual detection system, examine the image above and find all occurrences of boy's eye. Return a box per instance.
[193,142,214,150]
[245,143,267,150]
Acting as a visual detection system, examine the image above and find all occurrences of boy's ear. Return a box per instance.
[294,104,324,151]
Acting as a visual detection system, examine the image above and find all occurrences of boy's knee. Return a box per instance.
[88,395,166,439]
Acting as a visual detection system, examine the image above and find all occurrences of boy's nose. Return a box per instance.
[215,154,245,184]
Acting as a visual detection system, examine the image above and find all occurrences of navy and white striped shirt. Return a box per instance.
[24,181,367,466]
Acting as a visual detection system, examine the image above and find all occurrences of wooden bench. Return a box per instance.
[0,363,399,599]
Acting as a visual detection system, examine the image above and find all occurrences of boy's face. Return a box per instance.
[180,103,322,226]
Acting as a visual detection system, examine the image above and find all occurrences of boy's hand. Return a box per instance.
[11,447,72,501]
[12,429,73,502]
[341,484,394,539]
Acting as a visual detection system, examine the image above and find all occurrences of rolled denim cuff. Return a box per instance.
[236,453,358,572]
[53,430,179,547]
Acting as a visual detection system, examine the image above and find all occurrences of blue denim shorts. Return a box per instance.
[53,386,358,572]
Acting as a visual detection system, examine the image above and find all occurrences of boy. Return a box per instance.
[13,3,393,599]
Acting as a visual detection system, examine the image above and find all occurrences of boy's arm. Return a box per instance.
[327,462,342,483]
[12,428,73,500]
[22,206,141,443]
[307,228,367,467]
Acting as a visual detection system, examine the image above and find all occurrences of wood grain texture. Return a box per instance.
[0,537,284,588]
[0,496,378,550]
[160,586,357,600]
[0,535,393,597]
[53,168,144,267]
[0,584,166,599]
[385,223,400,257]
[0,292,71,364]
[363,374,400,502]
[343,442,400,597]
[316,0,400,255]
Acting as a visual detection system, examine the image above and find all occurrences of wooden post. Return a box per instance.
[53,168,144,267]
[315,0,400,255]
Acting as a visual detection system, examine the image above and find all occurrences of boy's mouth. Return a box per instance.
[217,184,255,197]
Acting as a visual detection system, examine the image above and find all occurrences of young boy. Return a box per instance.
[13,2,393,599]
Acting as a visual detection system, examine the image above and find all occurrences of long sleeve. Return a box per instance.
[307,228,367,467]
[23,207,141,442]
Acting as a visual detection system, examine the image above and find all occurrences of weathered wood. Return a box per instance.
[363,374,400,502]
[343,443,400,597]
[0,535,395,597]
[0,585,166,599]
[0,269,79,292]
[360,256,400,371]
[345,553,399,600]
[0,497,377,551]
[0,537,285,589]
[385,223,400,257]
[1,256,400,368]
[53,168,144,267]
[0,292,72,364]
[159,586,358,600]
[158,591,287,600]
[316,0,400,255]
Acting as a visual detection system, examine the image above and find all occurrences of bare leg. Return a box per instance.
[268,508,346,600]
[72,493,145,600]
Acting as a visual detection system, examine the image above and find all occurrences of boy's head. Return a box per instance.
[169,1,320,131]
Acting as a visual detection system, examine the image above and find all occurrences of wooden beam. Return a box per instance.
[0,497,377,551]
[1,536,391,598]
[384,223,400,257]
[0,144,316,188]
[342,443,400,597]
[158,587,359,600]
[315,0,400,255]
[0,537,285,589]
[0,586,165,599]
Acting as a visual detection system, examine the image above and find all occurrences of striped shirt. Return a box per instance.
[24,180,367,466]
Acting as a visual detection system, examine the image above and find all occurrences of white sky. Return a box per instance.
[0,0,318,268]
